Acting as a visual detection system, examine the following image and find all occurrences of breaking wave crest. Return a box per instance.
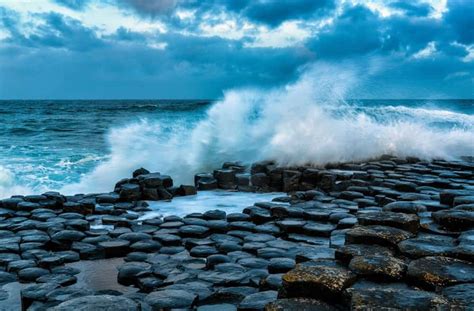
[0,166,32,198]
[62,64,474,194]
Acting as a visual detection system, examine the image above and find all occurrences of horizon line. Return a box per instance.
[0,98,473,101]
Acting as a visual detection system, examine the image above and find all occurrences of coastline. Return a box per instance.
[0,155,473,310]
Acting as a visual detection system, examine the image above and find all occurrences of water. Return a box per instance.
[139,190,286,219]
[0,100,211,197]
[0,79,473,199]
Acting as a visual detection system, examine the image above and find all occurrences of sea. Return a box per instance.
[0,98,473,199]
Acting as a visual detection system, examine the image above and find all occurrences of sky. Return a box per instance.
[0,0,473,99]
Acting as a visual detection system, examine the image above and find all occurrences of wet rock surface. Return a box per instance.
[0,156,472,310]
[407,256,474,289]
[349,287,449,310]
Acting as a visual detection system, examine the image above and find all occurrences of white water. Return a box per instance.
[0,166,32,198]
[139,190,285,219]
[61,64,474,195]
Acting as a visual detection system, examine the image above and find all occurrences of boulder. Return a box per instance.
[251,173,270,188]
[214,169,236,189]
[157,187,173,200]
[119,183,142,201]
[251,161,274,175]
[180,185,197,196]
[282,170,301,192]
[195,173,218,190]
[133,167,150,178]
[142,188,160,200]
[138,173,173,188]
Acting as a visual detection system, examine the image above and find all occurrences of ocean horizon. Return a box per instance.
[1,98,473,199]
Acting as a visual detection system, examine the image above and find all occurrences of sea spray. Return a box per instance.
[0,165,32,198]
[61,64,474,194]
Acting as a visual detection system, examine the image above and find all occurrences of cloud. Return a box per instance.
[120,0,178,16]
[389,1,432,16]
[444,0,474,44]
[52,0,91,10]
[308,5,383,58]
[3,12,102,51]
[241,0,335,27]
[0,0,472,99]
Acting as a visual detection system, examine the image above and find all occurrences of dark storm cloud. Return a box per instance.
[121,0,336,27]
[0,16,311,99]
[240,0,335,27]
[0,0,472,99]
[307,5,383,58]
[444,0,474,44]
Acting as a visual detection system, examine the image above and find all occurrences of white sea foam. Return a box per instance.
[0,165,32,198]
[62,64,474,195]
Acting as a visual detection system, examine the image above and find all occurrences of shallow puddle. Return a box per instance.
[67,257,136,294]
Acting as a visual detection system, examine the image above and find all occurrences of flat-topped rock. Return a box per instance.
[145,289,197,310]
[268,258,296,274]
[265,298,338,311]
[432,209,474,231]
[179,225,210,238]
[349,255,407,281]
[198,270,248,286]
[282,261,356,301]
[51,295,139,311]
[442,283,474,309]
[303,222,336,237]
[398,234,456,258]
[350,287,448,310]
[18,267,50,282]
[407,256,474,289]
[454,195,474,206]
[345,225,414,247]
[238,290,277,310]
[118,261,152,286]
[98,239,130,258]
[0,271,16,284]
[335,244,394,265]
[51,230,86,242]
[357,211,420,233]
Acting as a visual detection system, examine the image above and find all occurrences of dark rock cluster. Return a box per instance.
[117,168,197,201]
[0,156,473,310]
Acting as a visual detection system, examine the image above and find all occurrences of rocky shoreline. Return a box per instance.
[0,156,473,310]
